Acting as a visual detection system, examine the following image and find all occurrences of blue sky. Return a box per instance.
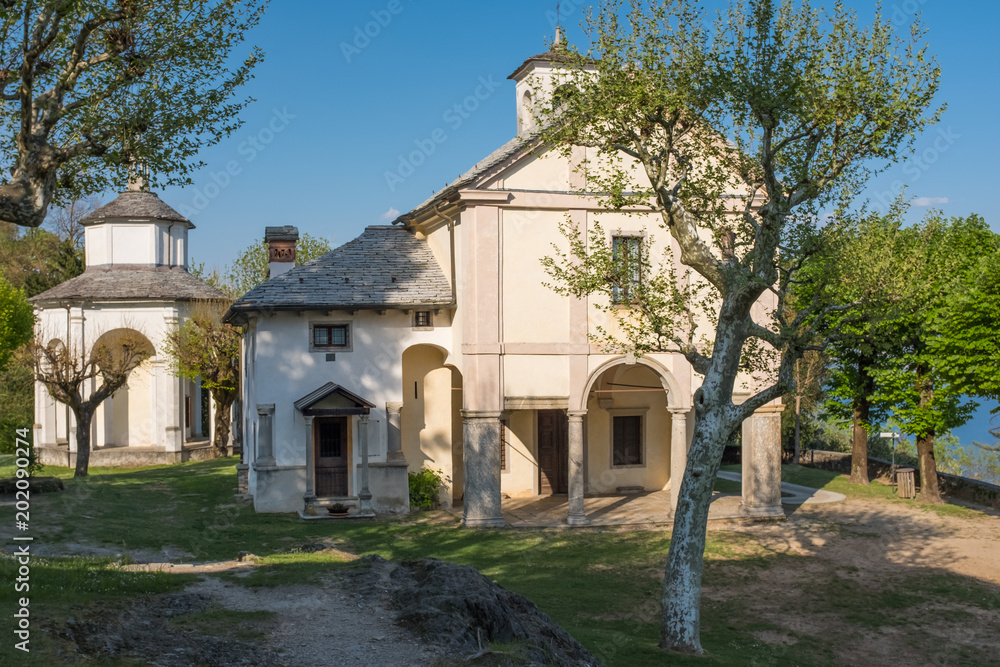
[148,1,1000,442]
[156,0,1000,271]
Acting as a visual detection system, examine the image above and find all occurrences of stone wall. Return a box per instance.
[801,449,1000,510]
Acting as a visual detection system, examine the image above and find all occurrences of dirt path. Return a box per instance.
[704,497,1000,665]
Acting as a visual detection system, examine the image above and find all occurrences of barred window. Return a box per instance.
[313,324,349,348]
[611,235,642,303]
[612,415,643,466]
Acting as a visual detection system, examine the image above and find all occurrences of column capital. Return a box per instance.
[360,413,370,424]
[385,401,403,414]
[303,414,314,424]
[566,410,587,421]
[668,407,690,416]
[461,410,502,420]
[256,403,275,416]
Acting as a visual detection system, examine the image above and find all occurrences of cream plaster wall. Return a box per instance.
[503,355,570,398]
[501,209,571,344]
[500,410,537,497]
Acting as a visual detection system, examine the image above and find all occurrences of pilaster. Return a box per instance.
[461,410,504,528]
[740,404,785,519]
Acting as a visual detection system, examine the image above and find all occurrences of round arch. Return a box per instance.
[575,355,687,412]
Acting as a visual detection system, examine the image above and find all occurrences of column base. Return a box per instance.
[739,503,786,520]
[386,451,407,463]
[462,516,505,528]
[566,514,591,527]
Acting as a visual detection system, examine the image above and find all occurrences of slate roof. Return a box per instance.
[226,226,452,318]
[81,190,192,226]
[29,266,227,304]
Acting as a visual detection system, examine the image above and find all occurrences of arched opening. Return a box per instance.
[519,90,534,133]
[584,362,673,495]
[91,328,155,448]
[401,344,463,507]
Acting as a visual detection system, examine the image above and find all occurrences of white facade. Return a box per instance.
[31,189,223,466]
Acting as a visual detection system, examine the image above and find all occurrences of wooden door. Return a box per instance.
[315,418,348,497]
[538,410,568,494]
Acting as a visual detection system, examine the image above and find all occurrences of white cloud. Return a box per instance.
[912,196,949,207]
[381,207,401,221]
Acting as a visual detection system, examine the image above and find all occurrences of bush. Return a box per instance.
[408,467,446,510]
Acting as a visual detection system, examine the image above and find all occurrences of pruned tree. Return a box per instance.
[0,0,266,228]
[164,299,239,457]
[536,0,941,653]
[30,327,152,476]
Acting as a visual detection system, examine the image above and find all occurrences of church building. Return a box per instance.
[31,182,227,467]
[227,38,785,524]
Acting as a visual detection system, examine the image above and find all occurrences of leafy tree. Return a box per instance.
[44,194,102,247]
[0,275,33,370]
[537,0,941,653]
[0,1,265,228]
[877,214,1000,503]
[30,328,152,476]
[191,232,332,298]
[820,205,915,484]
[164,300,240,457]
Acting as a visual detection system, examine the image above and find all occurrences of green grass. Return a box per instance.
[4,458,998,666]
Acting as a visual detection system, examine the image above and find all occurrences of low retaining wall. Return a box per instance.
[801,449,1000,510]
[37,443,227,468]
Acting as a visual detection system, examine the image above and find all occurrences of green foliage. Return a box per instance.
[0,276,34,371]
[190,232,332,298]
[0,350,34,454]
[408,467,446,510]
[0,1,268,227]
[872,214,1000,442]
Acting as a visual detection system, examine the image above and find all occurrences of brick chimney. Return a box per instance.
[265,226,298,279]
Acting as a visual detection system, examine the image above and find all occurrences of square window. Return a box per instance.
[611,236,642,303]
[414,310,433,328]
[612,415,643,466]
[310,323,351,352]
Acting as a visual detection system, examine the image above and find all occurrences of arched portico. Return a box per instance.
[564,355,693,525]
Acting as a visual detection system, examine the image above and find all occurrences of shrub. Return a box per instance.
[408,467,446,510]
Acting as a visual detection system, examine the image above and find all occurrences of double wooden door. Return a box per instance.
[315,417,348,497]
[538,410,569,495]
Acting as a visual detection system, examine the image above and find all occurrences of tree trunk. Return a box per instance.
[915,373,942,503]
[850,397,869,485]
[793,394,801,465]
[660,308,749,654]
[660,409,730,654]
[212,393,233,457]
[73,409,94,478]
[850,357,874,485]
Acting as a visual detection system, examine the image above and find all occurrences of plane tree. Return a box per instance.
[536,0,941,654]
[0,0,265,228]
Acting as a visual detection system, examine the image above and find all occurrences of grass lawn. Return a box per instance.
[2,458,998,665]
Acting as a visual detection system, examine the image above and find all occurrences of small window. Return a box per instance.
[309,322,352,352]
[611,236,642,303]
[413,310,433,329]
[613,415,643,466]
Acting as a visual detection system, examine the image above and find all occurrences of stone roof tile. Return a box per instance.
[227,226,452,316]
[81,191,191,225]
[29,267,227,304]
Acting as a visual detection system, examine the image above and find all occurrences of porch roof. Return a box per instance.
[293,382,376,416]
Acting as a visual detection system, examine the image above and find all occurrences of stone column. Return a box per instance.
[566,411,590,526]
[669,408,690,513]
[385,402,405,462]
[255,404,275,466]
[461,410,504,528]
[303,414,316,507]
[357,414,375,517]
[740,404,785,519]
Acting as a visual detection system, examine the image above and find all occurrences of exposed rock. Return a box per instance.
[357,555,602,666]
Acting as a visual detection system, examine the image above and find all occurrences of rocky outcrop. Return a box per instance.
[358,555,602,666]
